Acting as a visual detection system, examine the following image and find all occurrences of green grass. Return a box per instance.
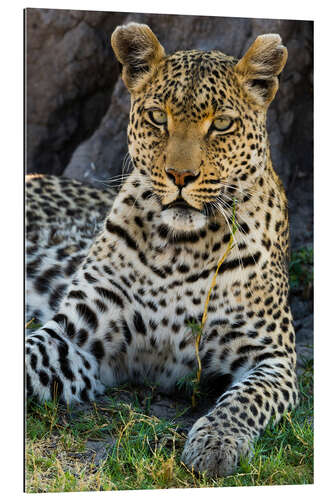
[25,359,313,492]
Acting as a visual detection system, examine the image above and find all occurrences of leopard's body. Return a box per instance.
[26,24,298,477]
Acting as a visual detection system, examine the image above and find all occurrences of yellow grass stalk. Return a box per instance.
[192,198,238,407]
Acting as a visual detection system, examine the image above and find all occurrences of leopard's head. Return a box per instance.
[111,23,287,234]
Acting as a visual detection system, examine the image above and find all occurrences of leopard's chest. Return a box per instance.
[81,221,270,390]
[97,263,250,390]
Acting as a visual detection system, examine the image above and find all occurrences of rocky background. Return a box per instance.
[25,9,313,364]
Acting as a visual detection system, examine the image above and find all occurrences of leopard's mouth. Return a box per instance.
[160,197,207,232]
[162,198,202,213]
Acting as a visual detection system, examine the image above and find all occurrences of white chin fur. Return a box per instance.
[160,208,207,232]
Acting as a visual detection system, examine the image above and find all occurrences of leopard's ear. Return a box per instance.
[234,34,288,107]
[111,23,165,92]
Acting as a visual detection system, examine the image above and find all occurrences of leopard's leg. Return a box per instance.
[181,358,299,476]
[25,240,133,404]
[26,320,106,403]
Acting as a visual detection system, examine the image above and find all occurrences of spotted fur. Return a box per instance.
[26,24,298,477]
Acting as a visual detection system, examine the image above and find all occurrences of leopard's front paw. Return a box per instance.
[181,416,251,477]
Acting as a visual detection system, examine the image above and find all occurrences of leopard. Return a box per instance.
[25,23,299,477]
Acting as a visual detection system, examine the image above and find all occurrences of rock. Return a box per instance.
[296,344,313,374]
[26,8,127,176]
[64,79,131,184]
[291,294,313,323]
[85,438,117,465]
[294,313,313,372]
[295,315,313,356]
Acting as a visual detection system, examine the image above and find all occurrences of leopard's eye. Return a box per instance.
[212,116,234,132]
[147,109,167,126]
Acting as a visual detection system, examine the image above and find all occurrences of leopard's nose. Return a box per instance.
[165,168,200,187]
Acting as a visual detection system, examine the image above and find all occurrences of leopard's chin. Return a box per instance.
[160,206,207,232]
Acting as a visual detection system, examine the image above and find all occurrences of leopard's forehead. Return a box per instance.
[165,49,238,71]
[139,50,243,119]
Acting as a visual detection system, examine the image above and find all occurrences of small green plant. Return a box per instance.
[25,318,42,330]
[25,363,313,492]
[289,246,313,291]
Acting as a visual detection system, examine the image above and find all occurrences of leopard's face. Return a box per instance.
[127,50,268,233]
[112,24,286,234]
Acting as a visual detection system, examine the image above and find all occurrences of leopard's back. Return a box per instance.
[26,174,116,324]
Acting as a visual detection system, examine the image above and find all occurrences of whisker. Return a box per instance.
[219,182,271,205]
